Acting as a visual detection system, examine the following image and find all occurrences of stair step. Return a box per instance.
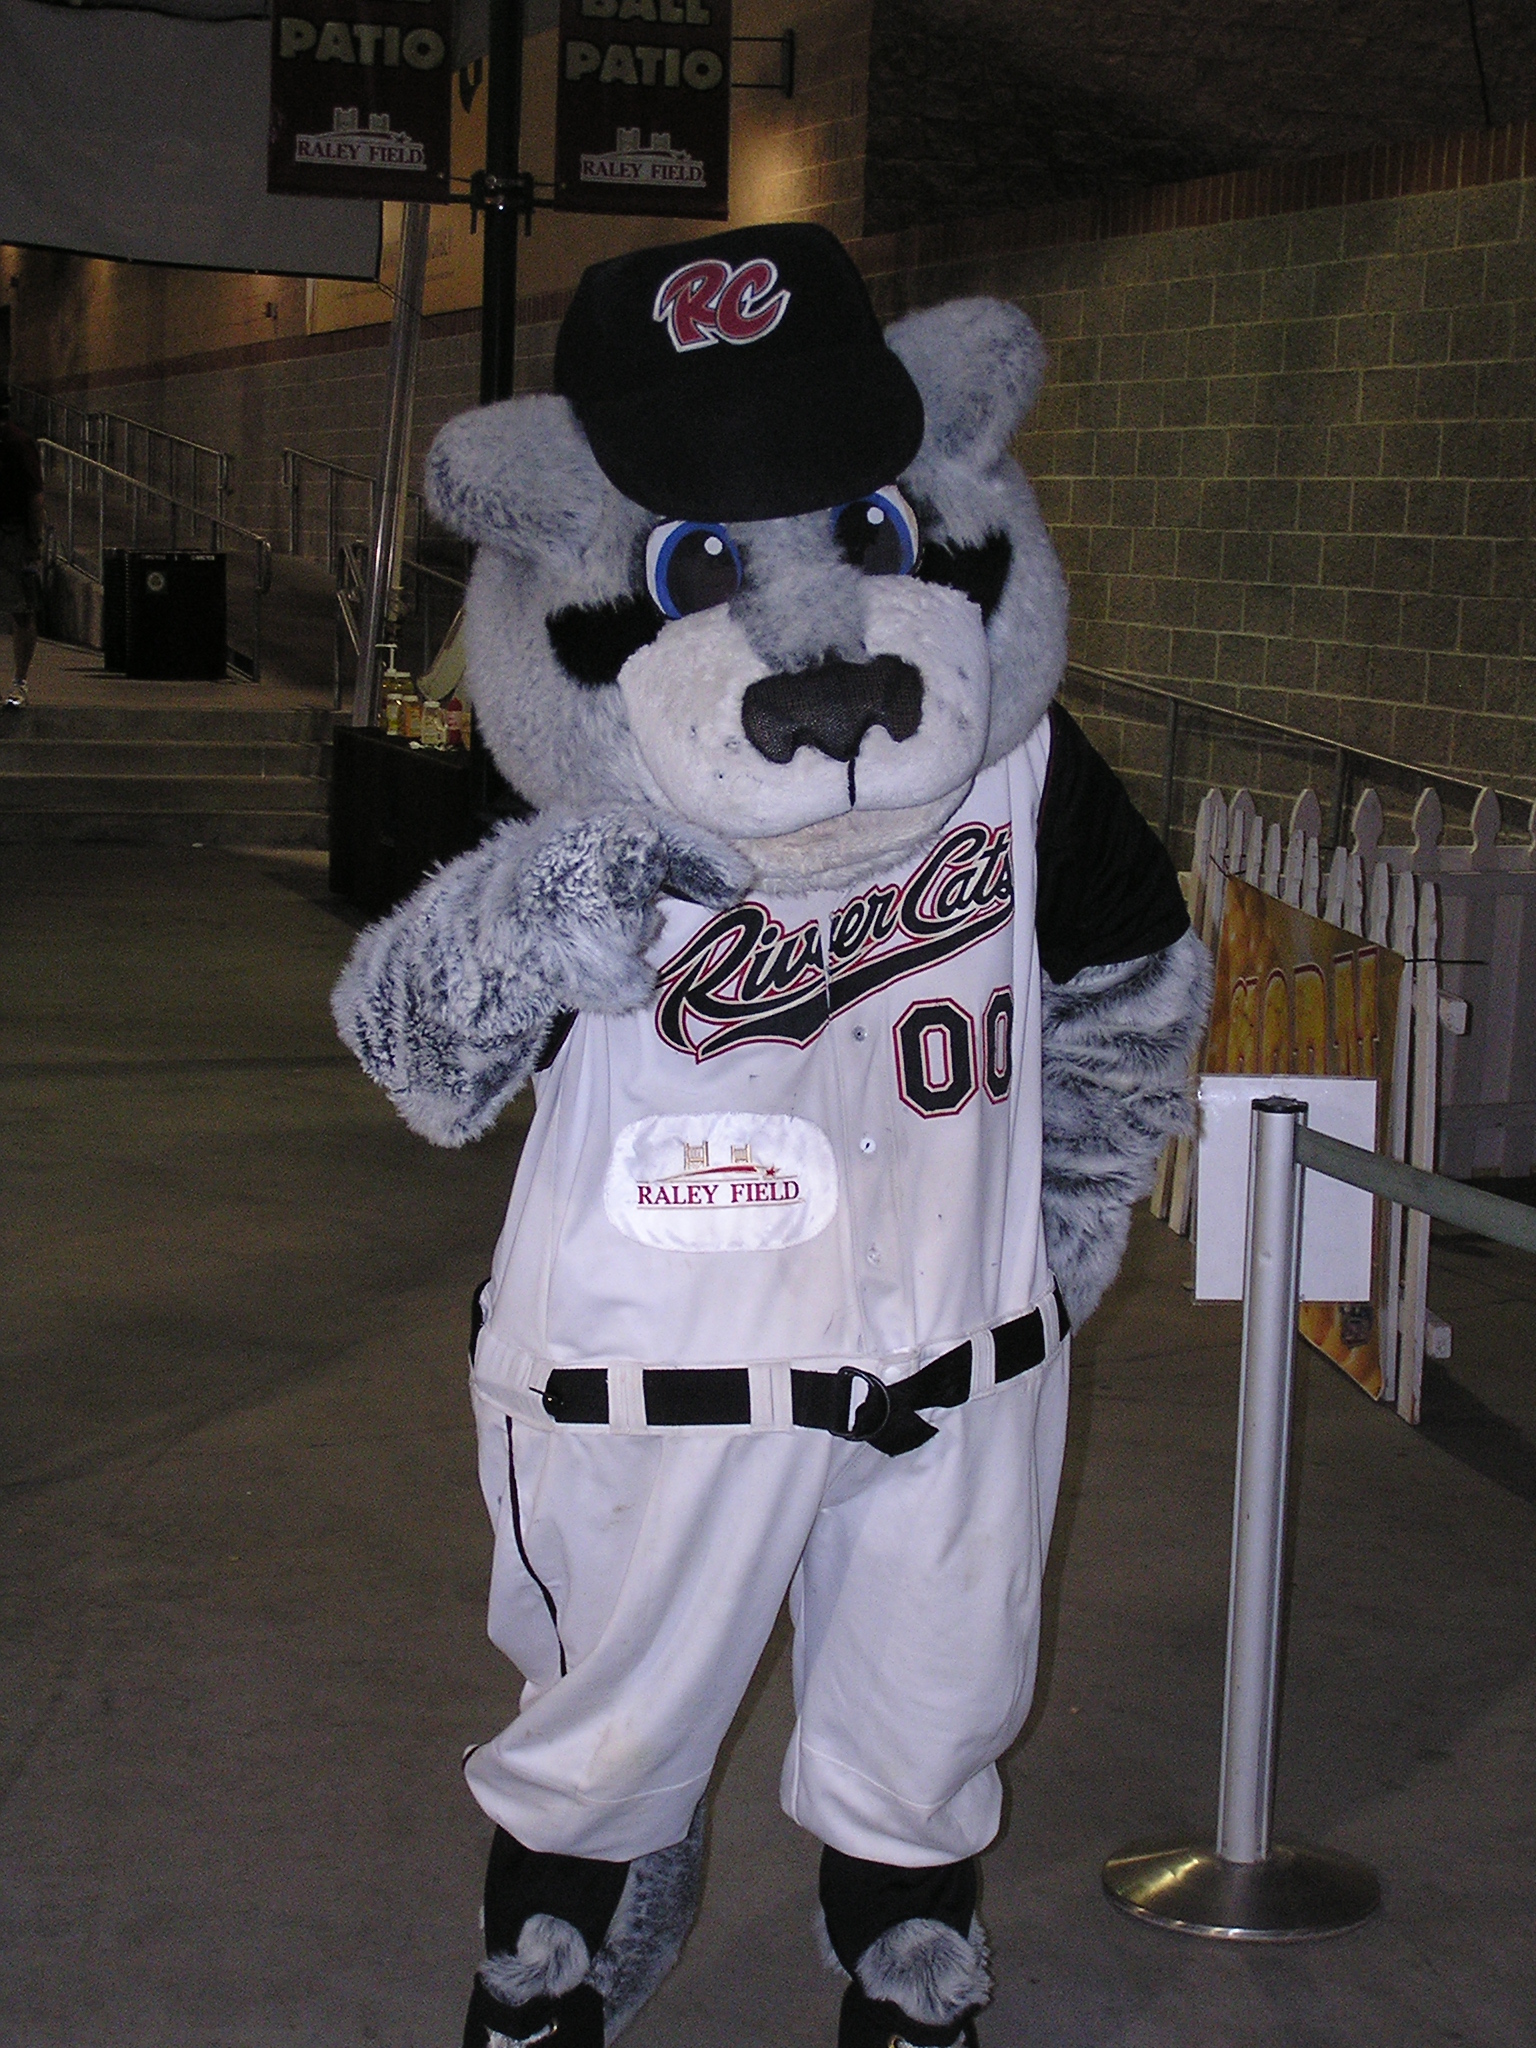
[1,704,334,743]
[0,809,328,848]
[0,773,329,813]
[0,738,328,777]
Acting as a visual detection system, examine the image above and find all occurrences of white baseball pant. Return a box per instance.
[463,1340,1069,1868]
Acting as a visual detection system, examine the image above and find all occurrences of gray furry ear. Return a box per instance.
[886,298,1048,469]
[426,392,610,560]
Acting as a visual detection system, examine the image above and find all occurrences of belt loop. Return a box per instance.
[1050,1287,1069,1352]
[609,1362,647,1433]
[969,1326,996,1400]
[748,1362,795,1431]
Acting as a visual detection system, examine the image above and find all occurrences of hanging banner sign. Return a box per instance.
[268,0,452,202]
[554,0,731,219]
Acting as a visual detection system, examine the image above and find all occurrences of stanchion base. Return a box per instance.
[1102,1841,1380,1941]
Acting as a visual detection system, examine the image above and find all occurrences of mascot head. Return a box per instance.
[427,223,1068,894]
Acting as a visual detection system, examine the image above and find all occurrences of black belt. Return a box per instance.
[477,1288,1069,1460]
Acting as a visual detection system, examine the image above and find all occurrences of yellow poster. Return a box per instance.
[1206,877,1404,1398]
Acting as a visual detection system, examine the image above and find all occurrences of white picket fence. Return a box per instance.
[1154,780,1536,1423]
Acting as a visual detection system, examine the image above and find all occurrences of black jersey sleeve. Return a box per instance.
[1034,701,1191,984]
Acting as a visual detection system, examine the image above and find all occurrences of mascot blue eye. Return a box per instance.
[831,488,919,577]
[646,522,743,620]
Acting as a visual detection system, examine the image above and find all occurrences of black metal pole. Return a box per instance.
[480,0,524,405]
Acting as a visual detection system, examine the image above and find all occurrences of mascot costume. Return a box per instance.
[334,223,1211,2048]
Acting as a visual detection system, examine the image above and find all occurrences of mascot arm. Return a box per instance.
[331,807,751,1148]
[1036,705,1213,1325]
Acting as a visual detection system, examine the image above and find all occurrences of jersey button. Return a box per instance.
[851,1025,867,1042]
[859,1136,877,1155]
[866,1244,881,1264]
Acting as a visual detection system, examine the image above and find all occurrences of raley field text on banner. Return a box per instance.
[555,0,731,218]
[270,0,453,202]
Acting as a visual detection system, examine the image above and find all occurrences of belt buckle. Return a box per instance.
[829,1365,891,1442]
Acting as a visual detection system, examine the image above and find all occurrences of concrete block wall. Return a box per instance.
[858,122,1536,846]
[74,319,482,558]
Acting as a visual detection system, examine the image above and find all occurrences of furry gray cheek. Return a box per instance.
[616,580,993,843]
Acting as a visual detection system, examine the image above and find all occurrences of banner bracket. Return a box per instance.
[448,170,545,236]
[731,29,794,97]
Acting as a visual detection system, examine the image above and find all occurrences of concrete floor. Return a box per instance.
[3,841,1534,2048]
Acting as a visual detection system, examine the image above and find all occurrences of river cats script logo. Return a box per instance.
[654,819,1013,1060]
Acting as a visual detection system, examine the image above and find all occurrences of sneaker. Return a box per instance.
[3,683,25,709]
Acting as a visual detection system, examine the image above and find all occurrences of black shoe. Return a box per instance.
[820,1848,990,2048]
[461,1808,706,2047]
[838,1980,980,2048]
[463,1973,605,2047]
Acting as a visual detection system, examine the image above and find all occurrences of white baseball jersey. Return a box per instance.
[471,712,1056,1417]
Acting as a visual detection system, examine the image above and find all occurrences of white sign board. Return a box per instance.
[1195,1075,1378,1303]
[1,0,381,278]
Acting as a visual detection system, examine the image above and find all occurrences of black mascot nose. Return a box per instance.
[741,655,923,765]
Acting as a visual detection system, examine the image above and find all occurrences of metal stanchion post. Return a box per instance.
[1103,1097,1380,1939]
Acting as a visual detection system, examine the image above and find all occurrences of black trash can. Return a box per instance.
[103,549,227,680]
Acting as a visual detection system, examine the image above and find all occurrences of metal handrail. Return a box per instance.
[1064,660,1536,851]
[332,537,465,712]
[39,439,272,683]
[10,385,230,521]
[92,412,231,519]
[282,447,426,568]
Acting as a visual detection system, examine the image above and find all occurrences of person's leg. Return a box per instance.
[784,1338,1072,2044]
[12,607,36,683]
[463,1398,838,2044]
[5,608,34,706]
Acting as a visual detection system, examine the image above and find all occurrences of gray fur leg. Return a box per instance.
[856,1916,991,2029]
[587,1801,706,2043]
[1040,926,1212,1327]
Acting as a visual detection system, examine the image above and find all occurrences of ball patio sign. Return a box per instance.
[554,0,732,218]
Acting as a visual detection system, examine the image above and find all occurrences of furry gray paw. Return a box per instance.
[1041,925,1213,1327]
[518,809,745,1016]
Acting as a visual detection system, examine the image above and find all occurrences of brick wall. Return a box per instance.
[858,122,1536,849]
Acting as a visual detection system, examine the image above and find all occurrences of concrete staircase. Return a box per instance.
[0,703,332,847]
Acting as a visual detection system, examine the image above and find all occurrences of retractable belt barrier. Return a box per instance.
[1104,1098,1534,1940]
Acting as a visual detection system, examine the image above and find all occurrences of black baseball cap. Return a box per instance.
[552,223,925,523]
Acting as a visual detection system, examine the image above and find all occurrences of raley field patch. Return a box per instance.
[604,1113,837,1251]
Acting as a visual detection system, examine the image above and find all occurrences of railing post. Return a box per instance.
[1216,1098,1304,1865]
[355,198,430,726]
[1160,696,1180,849]
[1102,1097,1380,1939]
[1328,746,1352,853]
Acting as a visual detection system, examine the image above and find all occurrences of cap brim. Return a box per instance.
[575,343,926,523]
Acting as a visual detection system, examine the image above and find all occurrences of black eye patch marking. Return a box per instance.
[916,532,1013,622]
[546,597,663,687]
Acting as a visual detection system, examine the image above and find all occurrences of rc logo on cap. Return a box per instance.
[654,256,790,353]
